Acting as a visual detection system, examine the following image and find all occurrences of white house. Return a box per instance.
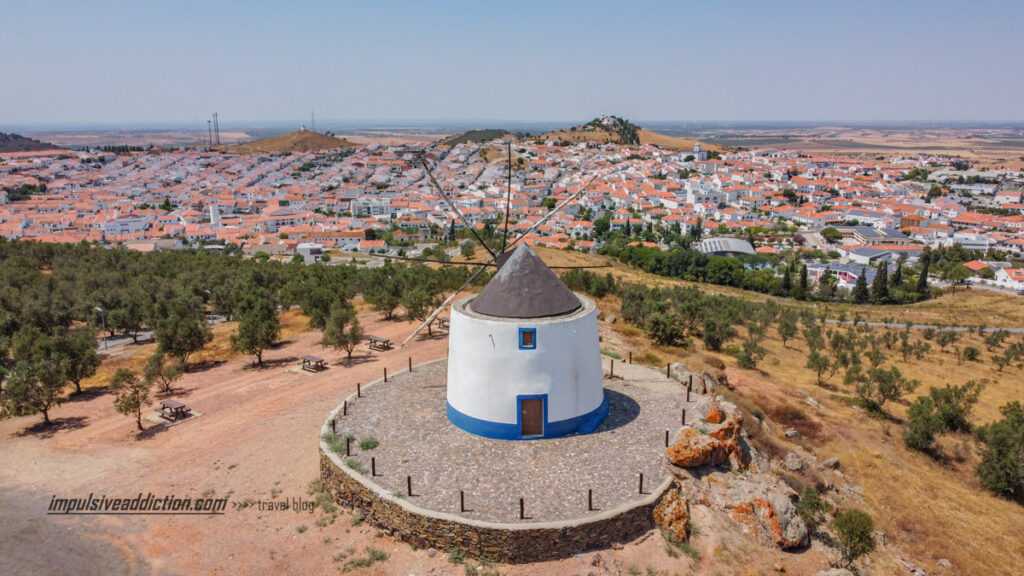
[994,268,1024,291]
[445,244,607,440]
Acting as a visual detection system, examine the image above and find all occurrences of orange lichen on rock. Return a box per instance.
[706,404,725,424]
[668,403,749,470]
[653,485,690,543]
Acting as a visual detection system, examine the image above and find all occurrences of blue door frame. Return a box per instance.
[517,394,547,437]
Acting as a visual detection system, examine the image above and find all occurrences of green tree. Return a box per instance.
[701,315,737,352]
[944,264,972,292]
[806,350,835,387]
[916,249,931,296]
[795,486,829,535]
[777,310,797,348]
[646,311,688,347]
[1,359,65,424]
[401,287,439,336]
[109,368,151,431]
[322,302,364,361]
[935,330,959,353]
[795,264,808,300]
[832,509,876,566]
[852,269,870,304]
[871,262,889,303]
[153,300,213,370]
[59,326,101,394]
[459,241,475,259]
[821,227,843,243]
[230,290,280,366]
[903,396,945,452]
[856,365,919,411]
[974,401,1024,503]
[143,351,184,395]
[735,338,765,369]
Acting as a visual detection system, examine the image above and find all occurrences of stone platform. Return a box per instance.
[320,358,702,562]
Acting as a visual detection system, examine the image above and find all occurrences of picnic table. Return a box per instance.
[436,317,450,329]
[156,399,192,421]
[301,355,326,372]
[366,335,393,351]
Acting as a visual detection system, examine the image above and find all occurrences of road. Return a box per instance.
[822,319,1024,333]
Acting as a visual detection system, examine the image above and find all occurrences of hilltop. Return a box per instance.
[224,130,357,154]
[0,132,62,153]
[541,116,724,152]
[440,128,512,146]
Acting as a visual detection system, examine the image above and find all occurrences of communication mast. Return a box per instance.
[212,112,221,145]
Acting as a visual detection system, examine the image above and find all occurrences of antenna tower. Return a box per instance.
[207,120,213,146]
[212,113,221,145]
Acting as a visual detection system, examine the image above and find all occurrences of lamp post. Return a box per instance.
[94,306,108,350]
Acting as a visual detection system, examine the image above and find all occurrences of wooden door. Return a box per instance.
[520,398,544,436]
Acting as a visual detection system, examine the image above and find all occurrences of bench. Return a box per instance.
[155,399,192,421]
[301,355,326,372]
[436,317,450,329]
[366,335,392,351]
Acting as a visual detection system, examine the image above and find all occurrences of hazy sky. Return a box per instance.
[2,0,1023,127]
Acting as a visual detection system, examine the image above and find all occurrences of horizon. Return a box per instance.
[2,1,1023,127]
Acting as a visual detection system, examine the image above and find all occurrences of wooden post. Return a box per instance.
[639,473,644,494]
[686,387,690,402]
[666,362,670,377]
[628,351,632,364]
[346,437,351,457]
[407,476,412,497]
[460,490,465,512]
[330,418,336,433]
[610,359,614,378]
[357,383,361,398]
[519,498,525,520]
[384,367,388,382]
[371,457,376,476]
[588,489,594,511]
[408,356,412,372]
[682,408,686,425]
[343,400,348,416]
[665,430,669,447]
[689,374,693,388]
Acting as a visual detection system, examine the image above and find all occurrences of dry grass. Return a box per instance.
[583,251,1024,574]
[78,310,313,395]
[224,131,356,154]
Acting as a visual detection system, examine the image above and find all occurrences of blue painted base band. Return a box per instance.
[447,394,609,440]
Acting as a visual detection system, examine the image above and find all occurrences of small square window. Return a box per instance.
[519,328,536,350]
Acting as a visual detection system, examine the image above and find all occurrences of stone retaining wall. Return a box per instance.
[319,365,672,563]
[320,451,669,563]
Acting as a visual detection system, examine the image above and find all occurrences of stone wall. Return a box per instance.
[320,448,670,563]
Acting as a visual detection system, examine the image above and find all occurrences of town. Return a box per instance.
[3,125,1023,293]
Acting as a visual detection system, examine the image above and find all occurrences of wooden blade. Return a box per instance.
[419,155,498,260]
[398,260,492,348]
[505,166,622,251]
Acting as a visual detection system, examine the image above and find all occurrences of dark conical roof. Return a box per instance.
[471,244,581,318]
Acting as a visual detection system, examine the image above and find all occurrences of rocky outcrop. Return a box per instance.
[729,493,808,549]
[815,570,854,576]
[667,400,749,470]
[677,470,809,551]
[652,484,690,543]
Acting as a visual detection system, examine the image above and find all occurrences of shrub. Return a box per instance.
[795,486,829,535]
[358,437,379,450]
[345,458,367,474]
[975,401,1024,503]
[832,509,875,566]
[903,397,944,453]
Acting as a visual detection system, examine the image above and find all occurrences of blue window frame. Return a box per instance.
[518,327,536,350]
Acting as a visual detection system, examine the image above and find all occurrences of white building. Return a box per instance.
[445,244,607,440]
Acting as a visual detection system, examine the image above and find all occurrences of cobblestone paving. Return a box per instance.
[327,358,705,524]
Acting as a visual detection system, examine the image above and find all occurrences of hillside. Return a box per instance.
[0,132,62,153]
[540,116,724,152]
[440,128,511,146]
[224,130,357,154]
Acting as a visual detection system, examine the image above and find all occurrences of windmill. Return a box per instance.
[397,140,620,348]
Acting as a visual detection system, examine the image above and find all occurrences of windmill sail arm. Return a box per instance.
[506,167,621,250]
[398,259,493,348]
[419,156,498,260]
